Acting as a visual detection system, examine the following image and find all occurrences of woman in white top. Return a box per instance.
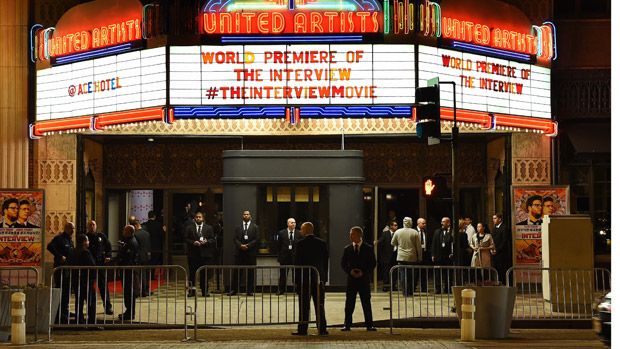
[469,222,496,268]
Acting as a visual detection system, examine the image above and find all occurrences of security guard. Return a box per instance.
[86,220,113,314]
[117,225,140,321]
[47,221,75,323]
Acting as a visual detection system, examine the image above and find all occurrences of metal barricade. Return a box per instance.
[506,267,611,320]
[388,265,499,332]
[0,266,41,342]
[48,265,189,340]
[192,265,321,340]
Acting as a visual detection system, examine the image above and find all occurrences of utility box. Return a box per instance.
[541,215,594,313]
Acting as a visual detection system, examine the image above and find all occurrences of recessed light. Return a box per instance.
[147,138,154,142]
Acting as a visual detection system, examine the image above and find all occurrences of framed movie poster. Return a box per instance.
[511,186,570,271]
[0,189,45,268]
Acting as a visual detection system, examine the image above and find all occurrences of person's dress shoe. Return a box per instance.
[319,330,329,336]
[366,327,377,331]
[340,327,351,331]
[203,293,210,297]
[276,291,285,295]
[187,290,196,297]
[118,314,134,321]
[228,291,237,296]
[291,331,307,336]
[246,292,254,296]
[382,286,390,292]
[105,309,114,315]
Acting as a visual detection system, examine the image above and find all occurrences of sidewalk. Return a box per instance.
[14,328,604,349]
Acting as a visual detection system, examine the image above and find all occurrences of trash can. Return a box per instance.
[453,286,516,339]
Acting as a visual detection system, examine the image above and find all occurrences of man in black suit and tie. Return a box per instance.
[292,222,329,336]
[491,213,511,285]
[185,212,216,297]
[341,226,377,331]
[230,210,259,296]
[276,218,300,295]
[416,218,432,292]
[375,220,398,292]
[432,217,454,294]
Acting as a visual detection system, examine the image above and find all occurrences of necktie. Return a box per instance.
[197,225,202,237]
[244,223,248,232]
[354,244,359,254]
[420,230,425,245]
[289,231,293,242]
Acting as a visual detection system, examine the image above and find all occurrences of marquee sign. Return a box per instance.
[36,47,166,121]
[418,45,551,119]
[200,0,383,35]
[169,44,416,105]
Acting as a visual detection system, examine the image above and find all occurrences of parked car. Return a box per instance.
[592,292,611,345]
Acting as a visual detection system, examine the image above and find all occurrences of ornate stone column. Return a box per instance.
[512,133,552,186]
[0,0,29,188]
[33,135,78,278]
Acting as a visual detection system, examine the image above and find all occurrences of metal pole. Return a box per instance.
[439,81,459,266]
[373,186,379,293]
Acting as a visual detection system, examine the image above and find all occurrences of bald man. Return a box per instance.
[292,222,329,336]
[276,218,301,295]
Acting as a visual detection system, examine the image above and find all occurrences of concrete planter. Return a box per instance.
[0,288,59,335]
[453,286,516,339]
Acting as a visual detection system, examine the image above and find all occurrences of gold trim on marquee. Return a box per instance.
[91,119,489,136]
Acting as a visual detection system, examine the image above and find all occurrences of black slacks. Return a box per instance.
[344,278,373,328]
[297,281,327,333]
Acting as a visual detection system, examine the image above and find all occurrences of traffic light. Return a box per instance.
[414,85,441,139]
[422,176,447,198]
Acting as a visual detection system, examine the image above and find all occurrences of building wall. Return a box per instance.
[0,0,29,188]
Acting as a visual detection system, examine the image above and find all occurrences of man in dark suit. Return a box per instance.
[130,216,151,297]
[276,217,300,295]
[432,217,454,294]
[341,226,377,331]
[416,218,432,292]
[492,213,511,285]
[185,211,216,297]
[230,210,259,296]
[292,222,329,336]
[376,220,398,292]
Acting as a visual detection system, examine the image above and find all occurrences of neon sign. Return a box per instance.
[34,19,141,62]
[31,0,145,64]
[412,0,556,61]
[200,0,383,35]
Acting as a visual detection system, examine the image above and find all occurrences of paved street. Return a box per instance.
[12,328,605,349]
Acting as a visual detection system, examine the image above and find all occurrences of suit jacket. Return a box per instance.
[134,228,151,264]
[417,228,433,263]
[340,242,376,284]
[491,222,511,263]
[294,234,329,283]
[276,228,301,264]
[234,221,260,257]
[185,223,216,259]
[377,230,396,263]
[431,228,454,261]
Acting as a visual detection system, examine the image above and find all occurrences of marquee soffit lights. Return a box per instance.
[30,106,557,138]
[30,107,166,139]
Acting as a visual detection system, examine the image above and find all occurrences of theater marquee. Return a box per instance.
[170,45,416,105]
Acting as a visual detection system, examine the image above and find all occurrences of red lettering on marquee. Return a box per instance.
[202,11,382,34]
[39,18,141,61]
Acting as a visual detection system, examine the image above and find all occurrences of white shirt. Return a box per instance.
[465,224,476,242]
[391,227,422,262]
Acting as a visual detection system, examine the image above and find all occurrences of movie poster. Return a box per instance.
[0,190,44,267]
[512,186,569,270]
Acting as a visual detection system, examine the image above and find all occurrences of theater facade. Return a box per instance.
[30,0,557,285]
